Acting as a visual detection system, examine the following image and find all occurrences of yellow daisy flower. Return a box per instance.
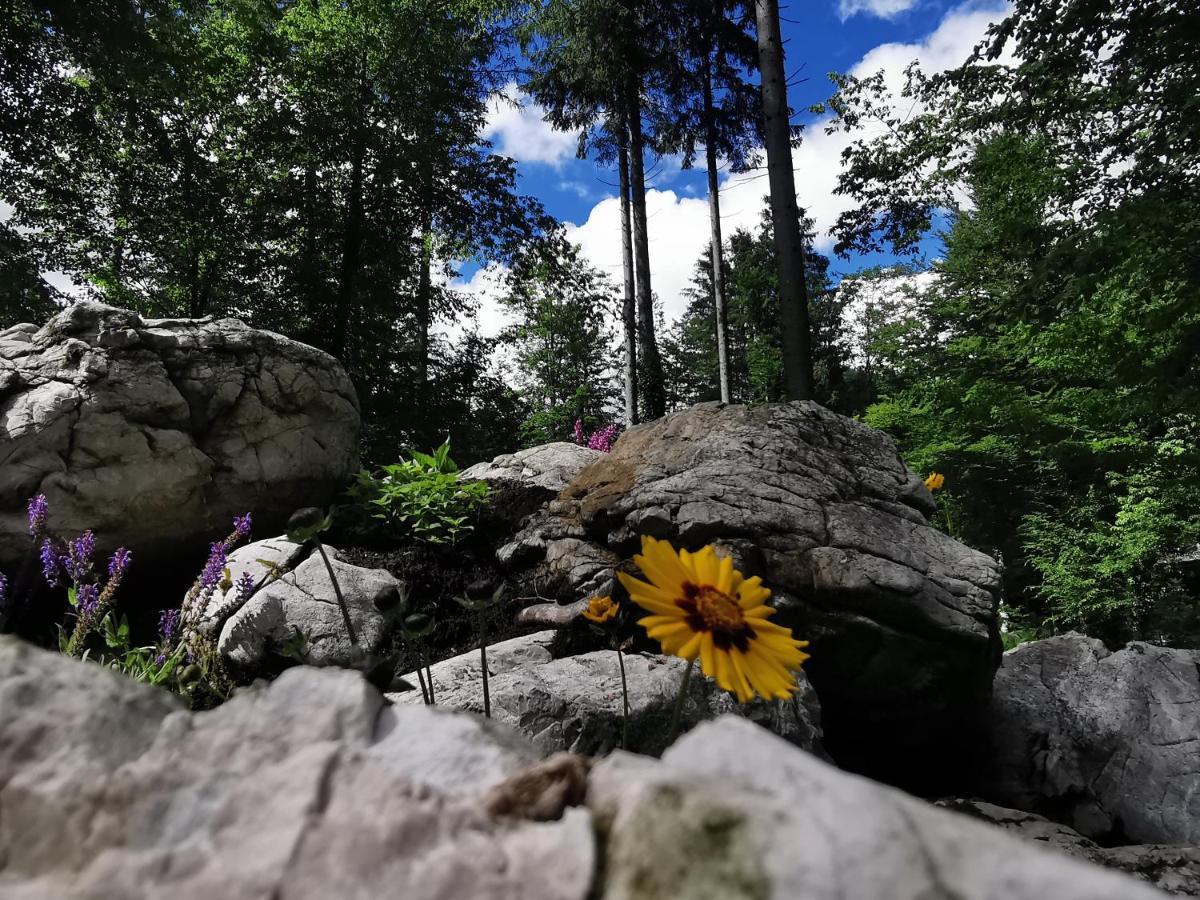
[582,594,619,624]
[617,536,809,703]
[924,472,945,492]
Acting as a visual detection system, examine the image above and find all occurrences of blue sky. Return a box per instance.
[461,0,1011,335]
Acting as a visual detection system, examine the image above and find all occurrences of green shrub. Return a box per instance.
[352,441,491,545]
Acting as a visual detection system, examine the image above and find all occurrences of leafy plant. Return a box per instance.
[352,441,490,545]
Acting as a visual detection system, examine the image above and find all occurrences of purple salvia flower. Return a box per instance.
[0,572,8,608]
[107,547,132,579]
[40,538,60,587]
[158,608,181,643]
[587,424,620,453]
[235,571,255,604]
[26,494,48,537]
[76,583,99,618]
[199,542,226,593]
[572,419,586,446]
[64,530,96,584]
[154,652,167,666]
[233,513,252,539]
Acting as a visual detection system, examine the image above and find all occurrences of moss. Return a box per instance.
[605,783,770,900]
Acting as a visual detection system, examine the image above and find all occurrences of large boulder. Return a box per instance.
[986,634,1200,845]
[939,799,1200,896]
[0,301,360,567]
[500,402,1001,788]
[388,631,823,757]
[587,716,1166,900]
[0,635,593,900]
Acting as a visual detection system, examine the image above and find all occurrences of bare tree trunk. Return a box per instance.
[333,135,364,361]
[415,213,433,391]
[703,59,732,404]
[626,77,666,419]
[617,129,639,425]
[754,0,814,401]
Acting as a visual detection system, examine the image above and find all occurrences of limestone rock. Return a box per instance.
[461,442,602,495]
[500,402,1000,786]
[390,631,823,757]
[0,301,360,567]
[587,716,1168,900]
[0,635,593,900]
[940,799,1200,896]
[986,634,1200,845]
[218,545,405,669]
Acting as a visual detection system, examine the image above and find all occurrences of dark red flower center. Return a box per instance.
[678,582,755,652]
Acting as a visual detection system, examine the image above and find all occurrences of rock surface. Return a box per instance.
[940,799,1200,896]
[500,402,1001,787]
[218,541,405,670]
[389,631,823,757]
[461,442,601,495]
[588,717,1168,900]
[987,634,1200,844]
[0,635,593,900]
[0,301,360,567]
[0,638,1170,900]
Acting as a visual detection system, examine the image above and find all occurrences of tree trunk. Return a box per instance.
[415,212,433,391]
[617,126,639,425]
[703,59,732,404]
[333,135,365,361]
[626,77,666,419]
[754,0,814,400]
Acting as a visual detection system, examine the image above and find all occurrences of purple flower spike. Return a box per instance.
[572,419,585,446]
[158,608,181,643]
[587,424,620,453]
[76,583,99,618]
[26,494,48,537]
[64,530,96,584]
[107,547,132,579]
[154,652,167,666]
[0,572,8,608]
[40,539,60,587]
[233,513,252,539]
[199,542,226,593]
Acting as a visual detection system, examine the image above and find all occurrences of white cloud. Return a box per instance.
[838,0,919,22]
[482,82,580,168]
[441,263,514,341]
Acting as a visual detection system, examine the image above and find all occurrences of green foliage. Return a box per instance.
[353,441,490,545]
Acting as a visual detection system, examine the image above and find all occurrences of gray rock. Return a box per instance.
[940,799,1200,896]
[0,635,593,900]
[390,631,823,757]
[587,716,1168,900]
[500,402,1000,785]
[0,301,360,567]
[218,545,404,669]
[986,634,1200,844]
[461,441,602,494]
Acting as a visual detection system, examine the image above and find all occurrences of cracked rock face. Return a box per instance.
[461,442,602,495]
[0,302,360,567]
[938,799,1200,896]
[0,636,593,900]
[499,402,1001,787]
[986,634,1200,845]
[389,631,823,758]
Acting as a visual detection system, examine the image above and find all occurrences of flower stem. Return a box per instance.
[314,539,357,646]
[413,645,430,704]
[423,647,435,705]
[667,658,695,745]
[616,648,629,750]
[479,617,491,718]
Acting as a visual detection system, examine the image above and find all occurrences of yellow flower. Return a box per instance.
[617,536,809,703]
[582,594,619,624]
[924,472,945,492]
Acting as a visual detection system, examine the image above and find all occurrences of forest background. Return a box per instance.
[1,0,1196,648]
